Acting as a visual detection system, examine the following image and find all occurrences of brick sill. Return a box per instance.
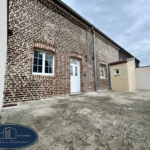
[31,74,56,79]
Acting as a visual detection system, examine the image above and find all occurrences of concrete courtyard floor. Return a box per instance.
[1,91,150,150]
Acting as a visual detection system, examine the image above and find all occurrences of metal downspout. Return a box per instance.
[108,63,112,90]
[91,27,97,92]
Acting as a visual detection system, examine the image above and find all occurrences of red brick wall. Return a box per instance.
[4,0,120,104]
[95,33,119,90]
[119,50,139,67]
[119,51,131,61]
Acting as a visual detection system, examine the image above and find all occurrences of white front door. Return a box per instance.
[70,59,80,93]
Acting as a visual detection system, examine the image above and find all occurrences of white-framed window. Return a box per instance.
[100,65,105,78]
[32,50,54,76]
[115,69,119,75]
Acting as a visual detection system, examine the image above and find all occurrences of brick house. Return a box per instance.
[0,0,140,109]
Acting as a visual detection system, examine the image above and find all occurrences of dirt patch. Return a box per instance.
[76,108,92,115]
[109,98,135,105]
[1,91,150,150]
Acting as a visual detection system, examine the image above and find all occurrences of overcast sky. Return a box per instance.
[61,0,150,66]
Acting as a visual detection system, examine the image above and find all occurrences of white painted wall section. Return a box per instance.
[0,0,7,112]
[136,66,150,91]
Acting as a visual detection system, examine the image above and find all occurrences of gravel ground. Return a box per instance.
[1,91,150,150]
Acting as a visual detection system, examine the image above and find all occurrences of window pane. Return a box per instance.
[34,51,38,58]
[34,58,37,65]
[45,60,48,66]
[33,65,37,72]
[45,67,48,73]
[101,71,104,77]
[39,52,43,59]
[49,67,53,73]
[115,70,119,75]
[70,66,73,75]
[50,61,53,67]
[71,60,77,65]
[38,66,42,73]
[48,61,52,66]
[100,65,105,78]
[45,54,49,60]
[33,51,43,74]
[75,66,77,76]
[45,53,53,60]
[50,55,53,61]
[45,54,54,74]
[38,59,42,66]
[100,70,103,75]
[45,60,52,67]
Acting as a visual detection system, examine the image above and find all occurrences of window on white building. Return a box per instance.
[115,69,119,75]
[100,65,105,78]
[33,50,54,75]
